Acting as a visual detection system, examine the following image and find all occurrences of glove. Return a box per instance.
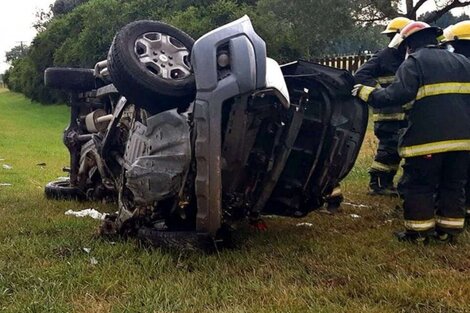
[351,84,375,102]
[351,84,362,97]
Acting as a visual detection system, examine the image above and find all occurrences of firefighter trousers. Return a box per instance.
[369,120,406,184]
[465,162,470,215]
[398,151,468,235]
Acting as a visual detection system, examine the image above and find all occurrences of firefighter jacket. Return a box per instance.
[363,47,470,158]
[355,47,406,122]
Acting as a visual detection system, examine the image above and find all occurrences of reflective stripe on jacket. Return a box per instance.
[367,47,470,158]
[354,47,406,121]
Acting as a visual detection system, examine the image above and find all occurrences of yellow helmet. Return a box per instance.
[445,20,470,41]
[382,17,413,34]
[440,25,454,43]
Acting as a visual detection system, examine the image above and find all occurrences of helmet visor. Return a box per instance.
[388,33,404,49]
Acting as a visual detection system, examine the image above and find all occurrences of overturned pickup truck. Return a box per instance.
[44,16,367,248]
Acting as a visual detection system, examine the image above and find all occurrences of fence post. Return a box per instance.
[312,53,372,72]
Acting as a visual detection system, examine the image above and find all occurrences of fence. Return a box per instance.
[312,54,373,73]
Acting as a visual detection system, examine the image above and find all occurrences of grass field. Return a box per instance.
[1,90,470,313]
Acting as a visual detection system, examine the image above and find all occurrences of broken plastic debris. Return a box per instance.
[2,164,12,170]
[296,222,314,227]
[90,257,98,265]
[317,207,334,215]
[261,215,284,219]
[0,183,12,186]
[82,247,91,254]
[65,208,106,220]
[350,214,361,219]
[343,202,372,209]
[250,219,268,231]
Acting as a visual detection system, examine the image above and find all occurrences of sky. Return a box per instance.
[1,0,470,74]
[0,0,55,73]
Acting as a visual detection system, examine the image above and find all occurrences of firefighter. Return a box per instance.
[354,17,412,196]
[442,20,470,217]
[352,21,470,243]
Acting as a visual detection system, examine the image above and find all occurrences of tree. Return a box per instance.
[52,0,89,15]
[33,8,54,32]
[419,11,470,27]
[256,0,359,59]
[330,25,388,55]
[355,0,470,24]
[8,0,425,104]
[415,0,470,22]
[5,44,29,63]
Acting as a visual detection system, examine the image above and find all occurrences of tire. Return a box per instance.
[107,20,196,113]
[44,68,96,91]
[44,179,86,201]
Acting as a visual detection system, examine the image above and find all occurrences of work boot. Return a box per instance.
[368,172,398,196]
[318,200,342,214]
[324,187,343,214]
[326,201,342,214]
[394,230,429,245]
[433,230,457,244]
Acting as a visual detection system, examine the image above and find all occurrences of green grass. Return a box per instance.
[1,90,470,313]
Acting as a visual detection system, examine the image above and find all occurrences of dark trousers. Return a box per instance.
[398,151,468,235]
[369,121,407,190]
[370,121,404,174]
[465,164,470,214]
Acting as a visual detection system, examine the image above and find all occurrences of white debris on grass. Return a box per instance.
[296,222,314,227]
[0,183,12,186]
[2,164,12,170]
[65,208,106,220]
[262,215,285,219]
[82,247,91,254]
[350,214,361,219]
[343,202,372,209]
[90,257,98,265]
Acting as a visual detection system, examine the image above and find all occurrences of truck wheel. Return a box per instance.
[44,68,96,91]
[107,20,196,113]
[44,179,86,201]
